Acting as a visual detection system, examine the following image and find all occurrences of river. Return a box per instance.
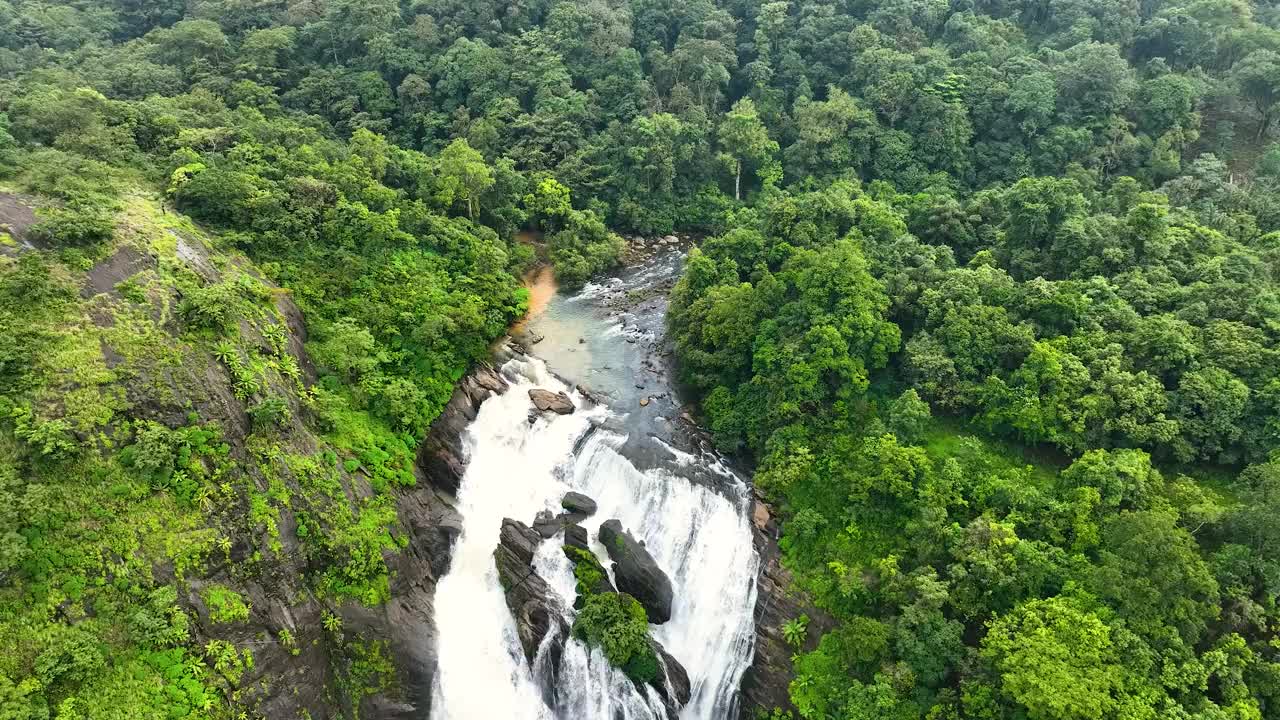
[429,250,761,719]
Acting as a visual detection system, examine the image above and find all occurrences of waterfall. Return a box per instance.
[429,350,759,719]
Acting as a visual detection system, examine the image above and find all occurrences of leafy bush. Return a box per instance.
[180,274,269,332]
[571,592,659,684]
[34,626,105,689]
[30,203,115,247]
[248,396,291,430]
[129,587,191,648]
[201,584,250,624]
[564,545,610,605]
[9,405,78,459]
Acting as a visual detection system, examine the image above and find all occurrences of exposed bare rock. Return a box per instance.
[416,367,509,494]
[653,640,692,710]
[598,519,674,624]
[529,388,574,414]
[495,518,569,667]
[83,246,154,297]
[561,491,597,517]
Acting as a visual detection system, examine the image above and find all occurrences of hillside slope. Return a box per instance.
[0,188,490,719]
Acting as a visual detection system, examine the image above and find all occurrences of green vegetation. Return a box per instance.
[564,544,662,684]
[201,584,250,624]
[564,545,611,604]
[672,176,1280,717]
[572,592,660,685]
[0,0,1278,716]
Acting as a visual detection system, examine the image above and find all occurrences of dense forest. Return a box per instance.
[1,0,1280,717]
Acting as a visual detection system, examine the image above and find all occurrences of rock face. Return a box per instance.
[529,388,575,414]
[343,362,510,719]
[531,492,599,538]
[598,519,674,624]
[533,509,562,539]
[563,524,591,553]
[737,492,835,718]
[416,365,509,494]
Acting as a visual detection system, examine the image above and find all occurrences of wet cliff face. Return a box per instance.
[141,309,499,720]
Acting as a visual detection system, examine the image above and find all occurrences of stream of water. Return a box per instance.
[429,253,760,719]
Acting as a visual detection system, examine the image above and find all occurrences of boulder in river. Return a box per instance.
[561,491,597,518]
[563,523,590,553]
[532,510,561,539]
[529,388,574,414]
[598,519,674,624]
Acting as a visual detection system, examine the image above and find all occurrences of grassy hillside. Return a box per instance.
[0,187,436,718]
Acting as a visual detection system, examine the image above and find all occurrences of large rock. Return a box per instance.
[597,520,674,624]
[529,388,575,414]
[416,365,509,494]
[533,510,562,539]
[561,491,597,517]
[563,524,590,553]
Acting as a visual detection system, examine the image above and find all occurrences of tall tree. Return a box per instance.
[716,98,778,201]
[437,138,493,220]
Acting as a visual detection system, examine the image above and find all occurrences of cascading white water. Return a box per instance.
[429,351,759,720]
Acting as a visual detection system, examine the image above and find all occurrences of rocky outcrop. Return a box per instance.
[416,365,509,494]
[533,509,562,538]
[598,519,674,624]
[494,518,570,665]
[529,388,575,414]
[563,524,591,554]
[561,491,597,517]
[333,361,511,719]
[738,492,835,718]
[321,361,507,719]
[532,492,599,538]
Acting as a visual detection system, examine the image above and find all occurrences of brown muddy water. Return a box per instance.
[515,264,557,330]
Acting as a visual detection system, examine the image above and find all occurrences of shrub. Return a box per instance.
[571,592,659,684]
[201,584,250,624]
[181,274,269,332]
[181,280,243,331]
[564,546,610,603]
[248,396,291,430]
[30,203,115,247]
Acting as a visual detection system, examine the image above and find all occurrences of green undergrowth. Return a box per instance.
[564,545,610,604]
